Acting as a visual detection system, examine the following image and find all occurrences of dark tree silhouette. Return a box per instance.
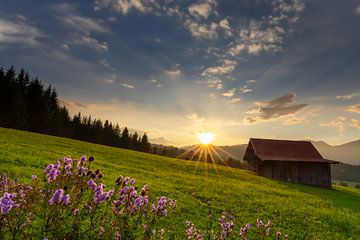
[0,66,151,154]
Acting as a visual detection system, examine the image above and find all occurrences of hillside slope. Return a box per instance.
[0,127,359,239]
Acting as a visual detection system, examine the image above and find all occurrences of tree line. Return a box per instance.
[0,66,150,153]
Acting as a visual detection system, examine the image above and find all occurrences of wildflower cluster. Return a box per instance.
[185,212,289,240]
[0,155,177,239]
[0,155,290,239]
[185,220,204,240]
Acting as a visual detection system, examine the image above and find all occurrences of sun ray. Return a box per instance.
[207,145,219,175]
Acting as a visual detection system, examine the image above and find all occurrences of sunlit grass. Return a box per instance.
[0,127,359,239]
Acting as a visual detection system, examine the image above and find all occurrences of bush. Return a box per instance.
[0,155,289,239]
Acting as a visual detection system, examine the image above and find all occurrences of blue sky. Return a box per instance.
[1,0,360,146]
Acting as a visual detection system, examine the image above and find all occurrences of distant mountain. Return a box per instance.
[312,140,360,165]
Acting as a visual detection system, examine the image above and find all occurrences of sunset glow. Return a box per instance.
[198,133,214,145]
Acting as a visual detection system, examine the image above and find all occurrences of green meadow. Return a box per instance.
[0,127,359,239]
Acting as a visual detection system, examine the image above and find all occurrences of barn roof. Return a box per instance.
[246,138,338,164]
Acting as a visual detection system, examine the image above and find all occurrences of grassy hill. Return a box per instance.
[0,127,359,239]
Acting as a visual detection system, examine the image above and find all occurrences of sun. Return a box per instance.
[198,132,214,145]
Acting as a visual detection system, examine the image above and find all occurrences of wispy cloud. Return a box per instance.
[71,33,108,52]
[336,92,360,100]
[0,17,43,47]
[319,116,347,132]
[122,83,135,89]
[186,113,205,123]
[350,119,360,130]
[222,88,236,97]
[246,79,256,84]
[53,4,108,33]
[239,86,252,93]
[347,104,360,114]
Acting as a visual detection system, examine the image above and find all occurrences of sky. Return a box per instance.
[1,0,360,146]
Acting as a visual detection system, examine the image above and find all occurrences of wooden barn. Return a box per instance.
[243,138,338,187]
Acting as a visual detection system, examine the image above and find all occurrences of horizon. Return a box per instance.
[2,0,360,146]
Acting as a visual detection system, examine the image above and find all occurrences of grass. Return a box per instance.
[0,127,360,239]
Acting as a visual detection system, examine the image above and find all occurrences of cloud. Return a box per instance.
[15,14,27,21]
[336,92,360,100]
[94,0,160,15]
[71,33,108,52]
[222,88,236,97]
[201,59,237,78]
[53,4,108,33]
[165,69,181,77]
[0,17,43,47]
[61,43,69,50]
[122,83,135,89]
[283,115,306,125]
[105,79,114,84]
[239,86,252,93]
[347,104,360,114]
[319,116,347,132]
[186,113,205,123]
[184,19,218,39]
[246,79,256,84]
[228,0,305,56]
[350,119,360,130]
[230,98,241,103]
[355,4,360,14]
[244,93,308,124]
[188,1,215,20]
[207,79,223,90]
[219,18,232,36]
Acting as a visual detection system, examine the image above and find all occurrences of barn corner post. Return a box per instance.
[242,138,338,187]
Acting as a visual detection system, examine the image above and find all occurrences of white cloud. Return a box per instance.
[319,116,347,132]
[61,43,69,50]
[122,83,135,89]
[71,33,108,52]
[15,14,27,21]
[184,19,218,39]
[0,17,43,47]
[356,5,360,15]
[207,79,223,90]
[239,86,253,93]
[105,79,114,84]
[188,1,214,19]
[222,88,236,97]
[347,104,360,114]
[94,0,160,15]
[165,69,181,77]
[209,93,217,99]
[201,59,237,76]
[186,113,205,123]
[283,115,306,125]
[53,4,108,33]
[231,98,241,103]
[336,92,360,100]
[350,119,360,130]
[246,79,256,84]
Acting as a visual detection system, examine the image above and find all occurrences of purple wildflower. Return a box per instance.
[49,189,70,205]
[64,157,72,165]
[0,192,19,214]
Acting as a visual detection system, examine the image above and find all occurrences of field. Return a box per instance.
[0,127,360,239]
